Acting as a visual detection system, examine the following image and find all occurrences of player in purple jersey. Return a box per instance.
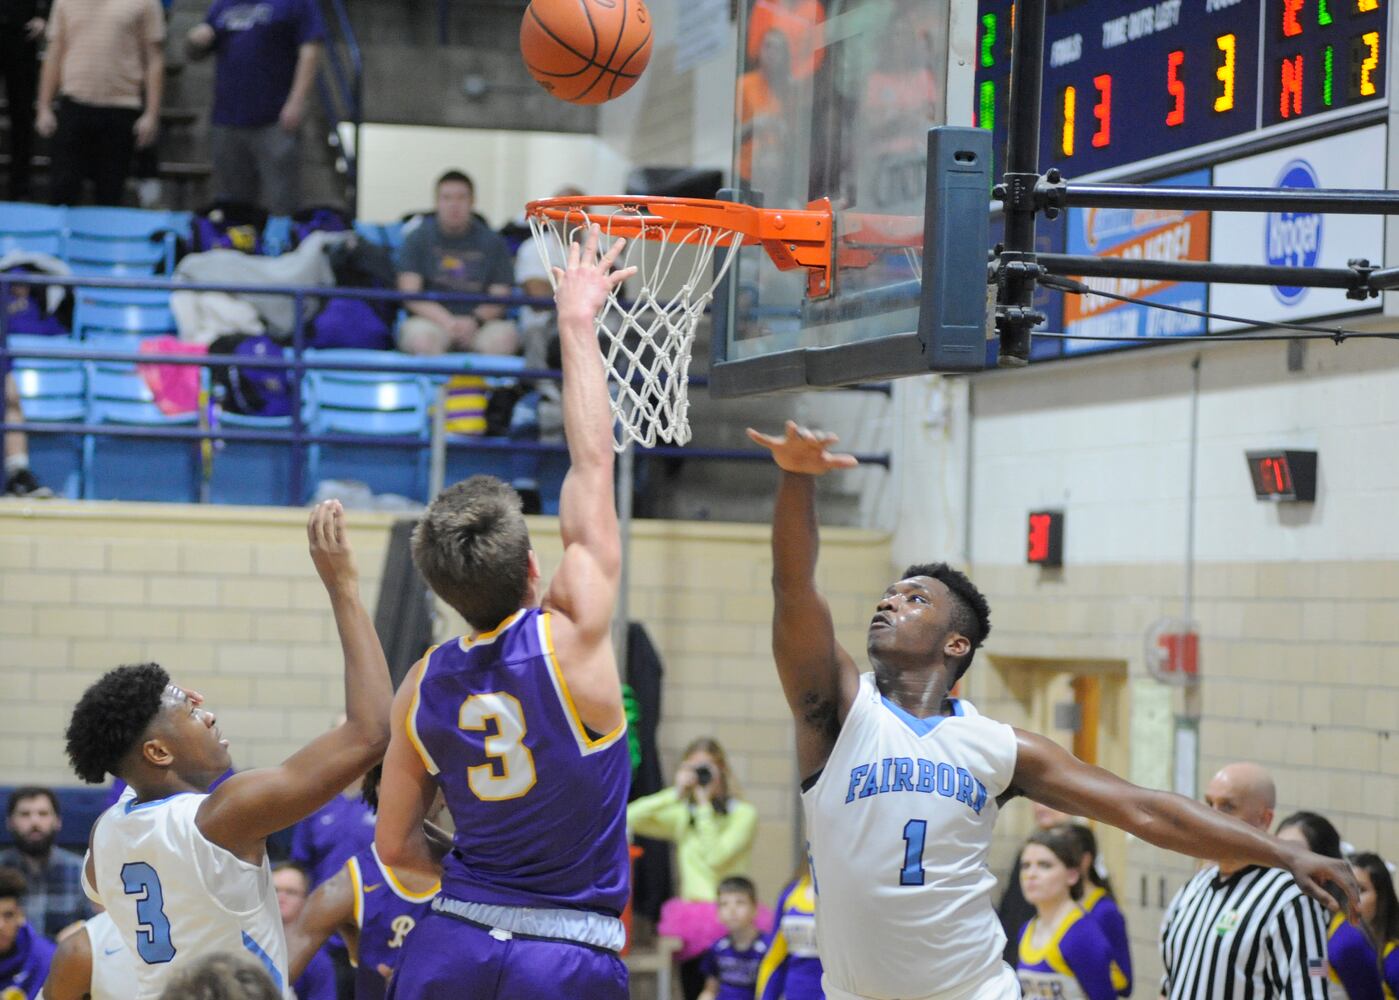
[376,224,637,1000]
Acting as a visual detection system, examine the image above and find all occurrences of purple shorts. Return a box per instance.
[385,909,628,1000]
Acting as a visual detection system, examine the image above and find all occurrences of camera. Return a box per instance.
[693,764,714,787]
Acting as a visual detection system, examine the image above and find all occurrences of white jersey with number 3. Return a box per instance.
[803,673,1020,1000]
[86,791,291,1000]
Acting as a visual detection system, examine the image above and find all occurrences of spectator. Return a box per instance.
[0,867,54,999]
[157,952,282,1000]
[1015,827,1125,1000]
[627,737,763,1000]
[0,0,47,200]
[1159,762,1328,1000]
[997,801,1072,965]
[184,0,324,216]
[270,862,336,1000]
[5,373,53,497]
[34,0,163,206]
[1350,852,1399,998]
[755,861,821,1000]
[1276,810,1345,861]
[1061,823,1131,996]
[745,0,824,80]
[698,876,769,1000]
[395,170,518,356]
[0,789,91,939]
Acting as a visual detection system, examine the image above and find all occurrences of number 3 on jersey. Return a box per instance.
[460,692,537,800]
[121,861,176,963]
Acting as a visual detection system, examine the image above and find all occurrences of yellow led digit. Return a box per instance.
[1214,34,1236,112]
[1061,86,1076,157]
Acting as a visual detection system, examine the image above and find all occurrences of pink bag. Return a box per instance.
[138,337,207,415]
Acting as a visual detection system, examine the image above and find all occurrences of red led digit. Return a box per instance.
[1283,0,1304,37]
[1092,74,1112,148]
[1167,50,1186,125]
[1028,514,1050,562]
[1280,55,1304,117]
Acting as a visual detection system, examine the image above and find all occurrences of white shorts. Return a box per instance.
[822,963,1021,1000]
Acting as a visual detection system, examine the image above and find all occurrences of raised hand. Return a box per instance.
[747,420,859,476]
[1282,842,1361,916]
[307,499,358,594]
[552,223,637,330]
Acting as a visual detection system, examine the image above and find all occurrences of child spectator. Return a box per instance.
[1016,827,1126,1000]
[699,876,769,1000]
[0,866,55,999]
[755,861,822,1000]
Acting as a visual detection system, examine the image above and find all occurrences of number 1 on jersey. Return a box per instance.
[900,819,927,886]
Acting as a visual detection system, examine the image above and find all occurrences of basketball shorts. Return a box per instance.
[384,909,629,1000]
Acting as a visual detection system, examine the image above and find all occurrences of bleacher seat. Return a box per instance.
[303,357,431,502]
[74,288,176,339]
[6,335,87,498]
[65,207,184,276]
[0,203,65,257]
[84,333,200,502]
[210,343,296,506]
[354,219,406,252]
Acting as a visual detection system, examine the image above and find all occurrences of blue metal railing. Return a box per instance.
[315,0,364,209]
[1,272,892,507]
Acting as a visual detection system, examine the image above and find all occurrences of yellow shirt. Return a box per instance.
[626,787,758,901]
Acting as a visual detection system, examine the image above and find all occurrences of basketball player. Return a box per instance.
[62,500,392,999]
[284,766,440,1000]
[745,421,1359,1000]
[39,910,138,1000]
[375,224,636,999]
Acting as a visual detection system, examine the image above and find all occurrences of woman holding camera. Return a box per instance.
[627,737,763,1000]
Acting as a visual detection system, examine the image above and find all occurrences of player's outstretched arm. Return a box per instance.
[375,659,442,879]
[287,866,358,982]
[1012,729,1360,914]
[40,922,92,1000]
[542,224,635,734]
[198,501,393,858]
[747,422,861,778]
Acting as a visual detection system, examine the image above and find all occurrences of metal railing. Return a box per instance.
[1,272,892,508]
[315,0,364,209]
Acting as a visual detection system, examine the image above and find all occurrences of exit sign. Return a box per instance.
[1027,510,1064,567]
[1245,450,1317,502]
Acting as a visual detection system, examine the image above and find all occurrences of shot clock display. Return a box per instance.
[974,0,1388,178]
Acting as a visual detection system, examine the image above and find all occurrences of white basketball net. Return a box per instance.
[529,206,745,451]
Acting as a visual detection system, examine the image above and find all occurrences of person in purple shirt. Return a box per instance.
[290,772,377,891]
[273,861,337,1000]
[699,877,770,1000]
[1062,824,1131,996]
[375,226,637,1000]
[184,0,324,214]
[0,867,55,1000]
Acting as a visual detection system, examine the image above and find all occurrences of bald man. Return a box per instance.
[1159,763,1329,1000]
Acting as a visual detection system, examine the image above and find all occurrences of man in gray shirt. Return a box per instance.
[395,170,518,356]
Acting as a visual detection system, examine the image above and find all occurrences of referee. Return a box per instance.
[1160,762,1330,1000]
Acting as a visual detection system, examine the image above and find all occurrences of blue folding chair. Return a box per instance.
[65,207,184,275]
[73,289,176,339]
[5,334,86,497]
[304,364,430,502]
[209,342,296,506]
[84,333,200,502]
[0,203,66,257]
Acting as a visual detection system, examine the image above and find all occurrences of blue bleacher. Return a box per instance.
[74,288,177,339]
[7,335,87,498]
[65,207,183,276]
[0,203,65,257]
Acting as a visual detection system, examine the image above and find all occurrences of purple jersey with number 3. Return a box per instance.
[408,608,631,914]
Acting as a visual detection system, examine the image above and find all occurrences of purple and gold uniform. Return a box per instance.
[1018,905,1127,1000]
[1385,941,1399,998]
[346,844,437,1000]
[1081,885,1132,996]
[756,875,823,1000]
[1327,913,1393,1000]
[701,933,770,1000]
[387,609,631,1000]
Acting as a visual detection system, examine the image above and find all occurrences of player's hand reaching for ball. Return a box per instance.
[552,223,637,332]
[1281,840,1361,916]
[747,421,859,476]
[307,499,358,596]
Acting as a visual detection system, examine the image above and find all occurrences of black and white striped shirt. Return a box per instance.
[1160,865,1330,1000]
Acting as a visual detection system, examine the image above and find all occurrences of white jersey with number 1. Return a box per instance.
[803,673,1020,1000]
[85,790,291,1000]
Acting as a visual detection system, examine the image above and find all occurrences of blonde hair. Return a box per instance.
[157,953,282,1000]
[682,737,742,812]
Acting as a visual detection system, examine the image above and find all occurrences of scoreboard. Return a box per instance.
[975,0,1389,178]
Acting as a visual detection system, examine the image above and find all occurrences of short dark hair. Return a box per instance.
[1024,826,1087,900]
[717,875,757,902]
[412,476,532,632]
[7,787,59,818]
[1276,810,1344,859]
[901,563,992,680]
[436,170,474,195]
[65,663,170,784]
[1059,823,1115,896]
[158,952,282,1000]
[361,763,383,814]
[1351,852,1399,942]
[0,867,27,905]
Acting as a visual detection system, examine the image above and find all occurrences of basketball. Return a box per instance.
[519,0,653,105]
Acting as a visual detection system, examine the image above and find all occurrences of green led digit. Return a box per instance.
[981,14,997,68]
[1318,0,1333,26]
[979,80,996,131]
[1323,45,1334,105]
